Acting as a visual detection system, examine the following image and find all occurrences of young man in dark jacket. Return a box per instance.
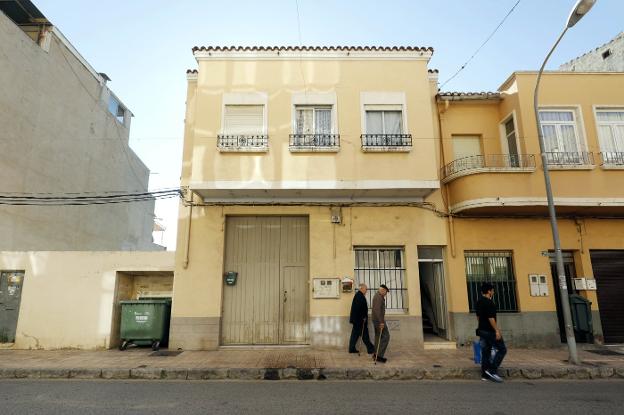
[348,283,375,354]
[476,282,508,383]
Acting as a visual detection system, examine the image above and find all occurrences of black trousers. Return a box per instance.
[349,320,375,353]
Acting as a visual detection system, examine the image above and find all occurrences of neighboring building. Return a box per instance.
[171,45,624,351]
[0,250,174,347]
[0,0,159,251]
[560,32,624,72]
[438,72,624,346]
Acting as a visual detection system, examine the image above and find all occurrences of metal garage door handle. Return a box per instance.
[283,290,287,303]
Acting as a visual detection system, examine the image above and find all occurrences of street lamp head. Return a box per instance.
[566,0,596,28]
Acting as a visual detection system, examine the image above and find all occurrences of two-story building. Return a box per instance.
[170,45,624,351]
[438,71,624,346]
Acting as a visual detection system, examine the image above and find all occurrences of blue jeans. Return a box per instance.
[478,330,507,376]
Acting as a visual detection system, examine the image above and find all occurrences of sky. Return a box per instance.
[33,0,623,250]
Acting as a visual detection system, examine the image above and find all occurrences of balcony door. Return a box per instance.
[452,135,482,171]
[503,117,520,167]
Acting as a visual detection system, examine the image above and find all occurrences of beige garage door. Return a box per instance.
[222,216,309,345]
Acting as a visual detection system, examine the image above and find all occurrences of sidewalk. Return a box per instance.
[1,345,623,381]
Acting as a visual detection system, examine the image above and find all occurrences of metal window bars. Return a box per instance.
[464,251,518,313]
[544,151,594,166]
[599,151,624,166]
[217,135,268,149]
[360,134,412,148]
[441,154,535,179]
[354,248,407,312]
[289,134,340,148]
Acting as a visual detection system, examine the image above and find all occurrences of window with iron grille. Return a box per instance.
[465,251,518,312]
[354,247,407,312]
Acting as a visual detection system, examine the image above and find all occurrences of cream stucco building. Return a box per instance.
[170,44,624,351]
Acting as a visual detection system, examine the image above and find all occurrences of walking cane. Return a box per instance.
[373,324,382,365]
[358,319,366,356]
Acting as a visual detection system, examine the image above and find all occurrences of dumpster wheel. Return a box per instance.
[151,340,160,351]
[119,340,129,351]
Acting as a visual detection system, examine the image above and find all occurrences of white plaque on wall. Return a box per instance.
[312,278,340,299]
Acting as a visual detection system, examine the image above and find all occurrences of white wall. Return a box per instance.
[0,251,175,350]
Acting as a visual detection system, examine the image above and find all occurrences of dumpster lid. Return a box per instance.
[120,299,171,305]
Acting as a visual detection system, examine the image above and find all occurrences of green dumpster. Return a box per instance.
[569,294,594,343]
[119,299,171,351]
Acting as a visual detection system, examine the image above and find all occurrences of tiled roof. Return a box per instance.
[192,45,434,53]
[438,91,500,98]
[428,69,439,74]
[186,69,198,74]
[437,91,501,101]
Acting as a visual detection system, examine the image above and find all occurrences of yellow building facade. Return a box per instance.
[170,46,624,351]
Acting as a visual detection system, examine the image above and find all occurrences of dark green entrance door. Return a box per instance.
[0,271,25,343]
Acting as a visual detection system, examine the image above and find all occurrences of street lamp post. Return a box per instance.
[533,0,596,366]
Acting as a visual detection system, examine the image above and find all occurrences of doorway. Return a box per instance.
[418,247,448,341]
[221,216,309,345]
[590,250,624,343]
[549,252,582,343]
[0,270,25,343]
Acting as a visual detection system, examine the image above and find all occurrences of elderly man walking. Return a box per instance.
[348,283,375,354]
[372,284,390,363]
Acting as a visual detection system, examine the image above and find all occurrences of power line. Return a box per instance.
[440,0,522,89]
[0,189,181,206]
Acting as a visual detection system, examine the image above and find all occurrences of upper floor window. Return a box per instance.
[108,96,126,124]
[365,106,403,135]
[295,106,332,135]
[223,105,264,135]
[596,109,624,165]
[218,104,267,151]
[539,109,589,165]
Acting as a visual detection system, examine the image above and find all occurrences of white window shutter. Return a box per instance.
[223,105,263,135]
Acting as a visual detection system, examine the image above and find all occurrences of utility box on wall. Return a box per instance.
[312,278,340,298]
[529,274,549,297]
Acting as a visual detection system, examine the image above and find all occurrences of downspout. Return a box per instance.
[182,192,193,269]
[437,99,456,258]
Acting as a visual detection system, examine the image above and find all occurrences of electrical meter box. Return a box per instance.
[313,278,340,298]
[529,274,549,296]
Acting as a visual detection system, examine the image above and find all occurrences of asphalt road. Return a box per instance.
[1,380,623,414]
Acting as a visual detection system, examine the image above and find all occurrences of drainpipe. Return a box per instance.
[436,99,456,258]
[182,196,193,269]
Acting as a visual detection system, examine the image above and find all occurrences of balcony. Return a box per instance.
[289,134,340,152]
[361,134,412,152]
[544,151,594,169]
[441,154,536,183]
[217,135,268,152]
[599,152,624,169]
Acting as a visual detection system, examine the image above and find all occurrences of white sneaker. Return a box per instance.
[485,370,504,383]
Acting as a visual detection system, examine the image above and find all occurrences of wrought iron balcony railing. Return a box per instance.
[441,154,536,179]
[361,134,412,148]
[599,151,624,166]
[289,134,340,148]
[544,151,594,166]
[217,135,268,150]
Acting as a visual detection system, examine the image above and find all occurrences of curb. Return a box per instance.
[0,366,623,381]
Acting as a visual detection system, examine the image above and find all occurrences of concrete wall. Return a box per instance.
[0,251,175,349]
[0,10,158,251]
[560,32,624,72]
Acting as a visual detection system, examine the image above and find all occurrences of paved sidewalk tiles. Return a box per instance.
[0,346,622,381]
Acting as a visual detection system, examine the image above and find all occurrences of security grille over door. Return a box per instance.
[222,217,309,345]
[354,248,406,312]
[0,270,25,343]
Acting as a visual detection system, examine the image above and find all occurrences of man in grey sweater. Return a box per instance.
[372,284,390,363]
